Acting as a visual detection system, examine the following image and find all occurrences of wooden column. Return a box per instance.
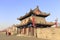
[34,27,37,37]
[28,27,31,35]
[20,28,21,34]
[26,28,29,35]
[32,27,34,36]
[29,27,31,32]
[21,28,23,34]
[17,28,21,34]
[22,28,24,34]
[24,27,26,34]
[17,28,19,34]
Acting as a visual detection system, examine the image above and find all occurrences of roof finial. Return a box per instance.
[36,5,39,9]
[37,5,39,8]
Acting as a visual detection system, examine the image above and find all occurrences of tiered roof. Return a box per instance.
[16,6,54,27]
[16,19,54,27]
[18,6,50,20]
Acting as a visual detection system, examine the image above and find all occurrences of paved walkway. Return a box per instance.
[0,32,49,40]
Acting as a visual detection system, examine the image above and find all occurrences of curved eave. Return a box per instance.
[16,21,31,28]
[33,12,50,17]
[17,13,50,20]
[17,15,30,20]
[35,23,54,26]
[16,22,54,28]
[33,13,50,17]
[17,11,32,20]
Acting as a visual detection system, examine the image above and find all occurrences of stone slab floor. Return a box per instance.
[0,32,49,40]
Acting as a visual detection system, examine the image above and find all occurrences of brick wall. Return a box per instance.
[37,28,60,40]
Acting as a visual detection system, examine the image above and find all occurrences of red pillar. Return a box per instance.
[32,17,36,27]
[55,18,58,28]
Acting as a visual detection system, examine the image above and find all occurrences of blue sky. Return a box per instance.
[0,0,60,30]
